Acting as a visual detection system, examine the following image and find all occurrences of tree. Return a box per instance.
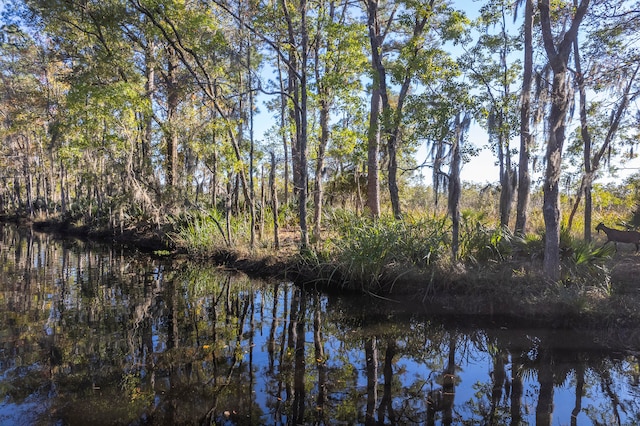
[364,0,467,219]
[407,78,472,260]
[311,0,367,241]
[461,0,521,228]
[514,0,534,235]
[538,0,590,281]
[565,0,640,240]
[363,0,393,218]
[0,24,54,216]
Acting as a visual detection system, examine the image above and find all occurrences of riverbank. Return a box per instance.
[4,214,640,330]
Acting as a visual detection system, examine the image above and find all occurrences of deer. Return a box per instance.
[595,222,640,252]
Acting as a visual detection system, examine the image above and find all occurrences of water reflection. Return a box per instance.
[1,224,640,425]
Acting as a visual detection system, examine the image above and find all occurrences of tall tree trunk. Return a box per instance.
[298,0,310,249]
[280,0,309,249]
[166,45,179,189]
[247,33,256,248]
[515,0,534,235]
[566,18,592,238]
[277,56,290,205]
[372,8,429,220]
[449,113,468,261]
[387,133,401,219]
[313,97,329,241]
[366,89,381,218]
[270,152,280,249]
[313,3,333,241]
[143,41,155,181]
[498,130,516,228]
[539,0,590,281]
[287,48,300,200]
[365,0,391,218]
[542,69,568,281]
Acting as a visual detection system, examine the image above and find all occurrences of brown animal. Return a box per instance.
[595,222,640,252]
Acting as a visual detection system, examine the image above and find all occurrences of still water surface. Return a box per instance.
[1,224,640,425]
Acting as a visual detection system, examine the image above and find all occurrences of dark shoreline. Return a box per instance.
[3,215,640,338]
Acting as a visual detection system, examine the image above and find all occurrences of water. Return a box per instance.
[1,224,639,425]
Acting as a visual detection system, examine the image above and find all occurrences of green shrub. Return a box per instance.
[458,215,515,264]
[325,212,448,290]
[170,209,228,255]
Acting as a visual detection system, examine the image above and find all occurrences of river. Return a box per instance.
[0,224,639,425]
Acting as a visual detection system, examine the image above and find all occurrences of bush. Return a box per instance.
[170,209,229,255]
[325,212,448,291]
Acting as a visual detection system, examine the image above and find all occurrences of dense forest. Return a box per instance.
[1,0,640,286]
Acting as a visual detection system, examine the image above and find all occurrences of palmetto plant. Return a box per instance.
[327,212,448,290]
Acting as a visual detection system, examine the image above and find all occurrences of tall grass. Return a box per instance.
[170,209,230,256]
[458,213,515,264]
[324,211,449,291]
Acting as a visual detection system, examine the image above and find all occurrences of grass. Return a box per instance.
[321,212,449,292]
[169,209,230,256]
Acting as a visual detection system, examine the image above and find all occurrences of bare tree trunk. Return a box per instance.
[449,113,467,261]
[166,45,179,189]
[287,45,300,200]
[313,97,329,241]
[260,164,265,241]
[539,0,590,281]
[270,152,280,249]
[374,7,430,220]
[143,40,155,181]
[247,36,256,249]
[59,160,66,214]
[298,0,310,249]
[542,70,568,281]
[280,0,310,249]
[211,148,218,207]
[366,89,381,218]
[226,176,233,246]
[277,56,290,205]
[365,0,391,218]
[388,133,401,219]
[515,0,533,235]
[567,22,592,238]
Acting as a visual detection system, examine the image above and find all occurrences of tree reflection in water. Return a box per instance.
[1,225,640,425]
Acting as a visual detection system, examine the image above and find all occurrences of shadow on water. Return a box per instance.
[1,224,640,425]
